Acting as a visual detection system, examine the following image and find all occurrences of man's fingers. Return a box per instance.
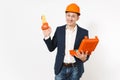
[85,51,88,54]
[80,50,84,53]
[76,50,79,54]
[75,50,81,58]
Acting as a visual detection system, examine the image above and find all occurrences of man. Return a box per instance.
[42,3,90,80]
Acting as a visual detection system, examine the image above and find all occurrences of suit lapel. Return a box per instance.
[60,25,66,55]
[74,25,82,49]
[62,26,66,49]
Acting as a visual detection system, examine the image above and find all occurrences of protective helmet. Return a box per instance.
[65,3,80,15]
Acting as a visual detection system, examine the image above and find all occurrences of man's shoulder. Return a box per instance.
[55,24,66,31]
[77,25,88,32]
[57,24,66,28]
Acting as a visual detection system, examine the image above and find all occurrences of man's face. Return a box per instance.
[66,12,79,27]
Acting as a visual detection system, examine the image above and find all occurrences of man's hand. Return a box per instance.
[75,50,88,62]
[42,27,51,38]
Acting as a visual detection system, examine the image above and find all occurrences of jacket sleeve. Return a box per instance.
[43,28,58,52]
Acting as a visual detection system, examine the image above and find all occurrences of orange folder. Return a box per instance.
[70,36,99,56]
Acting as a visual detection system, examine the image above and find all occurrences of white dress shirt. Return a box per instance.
[63,25,77,63]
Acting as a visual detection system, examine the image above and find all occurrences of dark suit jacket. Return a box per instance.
[44,24,89,77]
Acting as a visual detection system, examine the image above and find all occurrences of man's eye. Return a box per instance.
[67,15,70,17]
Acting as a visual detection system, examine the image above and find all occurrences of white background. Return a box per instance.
[0,0,120,80]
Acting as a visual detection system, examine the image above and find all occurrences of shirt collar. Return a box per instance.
[66,25,77,32]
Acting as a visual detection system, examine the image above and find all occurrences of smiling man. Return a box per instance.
[42,3,90,80]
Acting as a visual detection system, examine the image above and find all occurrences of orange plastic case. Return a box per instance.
[70,36,99,56]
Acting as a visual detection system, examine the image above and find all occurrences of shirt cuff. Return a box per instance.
[44,36,50,40]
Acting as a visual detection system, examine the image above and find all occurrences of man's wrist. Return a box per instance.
[44,36,50,40]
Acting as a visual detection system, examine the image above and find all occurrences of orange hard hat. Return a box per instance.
[65,3,80,15]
